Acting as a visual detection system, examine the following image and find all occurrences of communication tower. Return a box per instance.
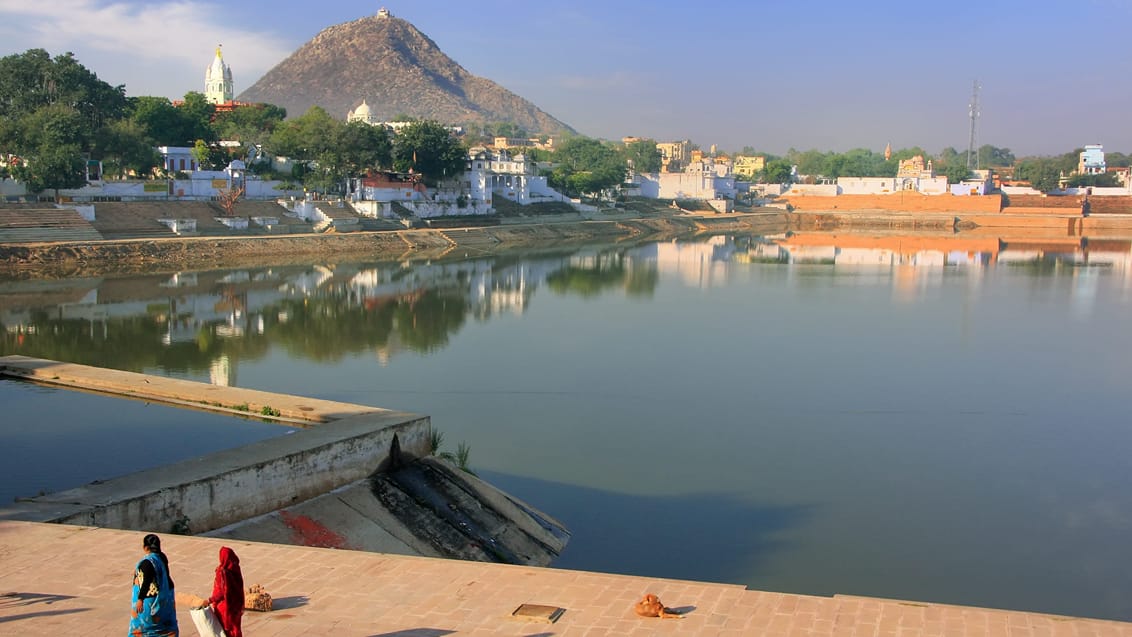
[966,80,980,170]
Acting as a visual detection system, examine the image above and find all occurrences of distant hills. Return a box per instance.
[237,12,574,136]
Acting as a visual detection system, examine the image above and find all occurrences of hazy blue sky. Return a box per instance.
[2,0,1130,156]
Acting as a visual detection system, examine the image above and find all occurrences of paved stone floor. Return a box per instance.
[2,521,1131,636]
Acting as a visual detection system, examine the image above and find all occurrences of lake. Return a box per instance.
[2,230,1131,621]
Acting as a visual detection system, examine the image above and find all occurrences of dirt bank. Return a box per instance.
[0,213,790,279]
[11,207,1125,280]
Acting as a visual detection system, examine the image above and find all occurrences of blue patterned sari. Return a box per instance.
[129,552,178,636]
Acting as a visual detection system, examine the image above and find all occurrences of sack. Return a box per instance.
[189,605,227,637]
[245,584,272,612]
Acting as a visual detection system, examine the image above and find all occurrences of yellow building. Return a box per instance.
[656,140,691,172]
[733,155,766,179]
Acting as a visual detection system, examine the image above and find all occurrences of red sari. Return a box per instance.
[207,547,244,637]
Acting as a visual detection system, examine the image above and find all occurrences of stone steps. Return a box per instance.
[0,208,104,243]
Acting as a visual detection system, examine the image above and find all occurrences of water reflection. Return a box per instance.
[3,233,1129,376]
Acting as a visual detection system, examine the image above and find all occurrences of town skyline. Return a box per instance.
[2,0,1130,157]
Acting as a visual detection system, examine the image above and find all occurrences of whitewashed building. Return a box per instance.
[157,146,199,174]
[634,159,738,200]
[204,46,234,105]
[466,148,564,205]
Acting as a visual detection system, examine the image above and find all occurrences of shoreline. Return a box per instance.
[4,208,1132,279]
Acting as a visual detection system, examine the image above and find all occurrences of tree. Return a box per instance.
[177,92,216,143]
[335,120,391,176]
[550,136,626,198]
[760,159,793,184]
[1065,173,1119,188]
[943,162,970,184]
[1104,151,1130,168]
[190,139,228,171]
[976,144,1015,168]
[93,119,159,179]
[11,143,86,198]
[786,148,827,177]
[622,139,661,173]
[1022,159,1062,193]
[392,120,466,186]
[17,102,90,151]
[0,49,126,134]
[215,184,245,217]
[211,103,286,144]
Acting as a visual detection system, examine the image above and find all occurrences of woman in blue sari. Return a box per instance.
[129,533,179,636]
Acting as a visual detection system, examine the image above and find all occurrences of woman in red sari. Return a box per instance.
[206,547,244,637]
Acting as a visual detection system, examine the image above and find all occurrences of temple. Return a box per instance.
[205,45,234,105]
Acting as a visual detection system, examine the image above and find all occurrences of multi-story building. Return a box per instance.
[1078,144,1106,175]
[655,140,691,172]
[733,155,766,179]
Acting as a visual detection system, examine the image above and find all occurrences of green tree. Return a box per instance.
[943,162,970,184]
[3,103,91,198]
[1065,172,1119,188]
[17,102,90,151]
[335,120,392,176]
[622,139,661,173]
[190,139,229,171]
[937,147,963,168]
[177,92,216,143]
[785,148,827,177]
[128,96,195,146]
[0,49,126,135]
[392,120,467,186]
[11,143,86,197]
[1104,151,1130,168]
[1023,159,1062,193]
[550,136,627,198]
[976,144,1015,168]
[211,103,286,144]
[93,118,159,178]
[760,159,793,184]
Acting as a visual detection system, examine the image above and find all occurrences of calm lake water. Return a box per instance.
[2,231,1131,621]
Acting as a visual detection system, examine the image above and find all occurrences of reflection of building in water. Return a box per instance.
[635,236,737,288]
[765,234,999,269]
[6,237,1132,366]
[209,354,235,386]
[468,264,536,318]
[279,266,335,296]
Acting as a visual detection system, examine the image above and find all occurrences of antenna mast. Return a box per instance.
[966,80,980,170]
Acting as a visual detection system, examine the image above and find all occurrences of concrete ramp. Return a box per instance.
[207,456,569,567]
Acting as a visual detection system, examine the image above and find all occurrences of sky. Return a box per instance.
[2,0,1131,157]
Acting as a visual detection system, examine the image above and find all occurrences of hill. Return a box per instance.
[237,11,574,135]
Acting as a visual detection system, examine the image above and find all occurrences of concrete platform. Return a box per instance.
[0,356,567,567]
[3,520,1132,636]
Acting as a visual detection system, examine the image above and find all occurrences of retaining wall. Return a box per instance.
[782,192,1003,213]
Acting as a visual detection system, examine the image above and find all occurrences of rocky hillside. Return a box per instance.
[237,12,573,135]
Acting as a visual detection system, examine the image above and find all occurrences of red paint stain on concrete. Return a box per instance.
[279,511,350,549]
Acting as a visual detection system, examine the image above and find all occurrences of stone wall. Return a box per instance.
[781,192,1003,213]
